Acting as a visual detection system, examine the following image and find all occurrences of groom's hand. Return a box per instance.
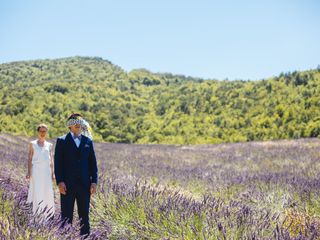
[58,182,67,195]
[90,183,97,195]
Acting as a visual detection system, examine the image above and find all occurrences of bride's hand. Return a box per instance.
[52,174,56,181]
[26,174,30,180]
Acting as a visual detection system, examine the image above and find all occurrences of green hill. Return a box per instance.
[0,56,319,144]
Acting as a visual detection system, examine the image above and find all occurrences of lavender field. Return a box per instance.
[0,133,320,239]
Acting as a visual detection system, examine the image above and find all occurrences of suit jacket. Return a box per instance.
[54,132,98,189]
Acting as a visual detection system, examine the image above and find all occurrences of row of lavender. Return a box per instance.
[0,133,320,239]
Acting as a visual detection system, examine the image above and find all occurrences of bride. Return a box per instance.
[26,123,55,220]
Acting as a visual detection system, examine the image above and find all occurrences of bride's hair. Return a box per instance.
[37,123,48,132]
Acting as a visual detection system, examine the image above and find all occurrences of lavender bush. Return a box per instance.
[0,133,319,239]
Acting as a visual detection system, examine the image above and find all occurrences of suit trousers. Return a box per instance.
[60,180,91,236]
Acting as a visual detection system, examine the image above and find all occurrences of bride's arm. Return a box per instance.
[26,143,33,179]
[50,144,55,180]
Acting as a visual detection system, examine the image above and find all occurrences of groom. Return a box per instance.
[54,113,98,237]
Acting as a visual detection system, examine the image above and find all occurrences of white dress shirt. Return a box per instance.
[70,132,81,148]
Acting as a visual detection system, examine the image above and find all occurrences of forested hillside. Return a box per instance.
[0,57,319,144]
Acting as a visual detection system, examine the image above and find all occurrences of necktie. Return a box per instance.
[73,134,81,140]
[73,134,81,148]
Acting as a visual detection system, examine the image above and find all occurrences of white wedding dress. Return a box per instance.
[27,140,55,220]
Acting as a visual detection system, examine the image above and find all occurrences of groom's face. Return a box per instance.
[69,124,81,135]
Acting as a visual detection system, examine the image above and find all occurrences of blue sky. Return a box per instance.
[0,0,319,80]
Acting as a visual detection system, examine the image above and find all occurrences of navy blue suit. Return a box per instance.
[54,132,98,236]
